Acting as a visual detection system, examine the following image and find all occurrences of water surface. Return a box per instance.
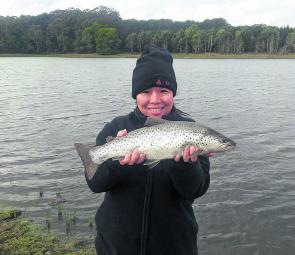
[0,57,294,254]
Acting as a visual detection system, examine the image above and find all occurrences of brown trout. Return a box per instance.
[75,118,236,179]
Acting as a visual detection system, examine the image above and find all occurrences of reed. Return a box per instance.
[45,208,51,231]
[39,187,44,198]
[88,215,94,228]
[57,204,63,222]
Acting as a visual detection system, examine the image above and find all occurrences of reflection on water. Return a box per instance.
[0,58,295,254]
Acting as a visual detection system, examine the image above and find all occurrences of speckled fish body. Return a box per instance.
[92,121,235,164]
[75,118,236,179]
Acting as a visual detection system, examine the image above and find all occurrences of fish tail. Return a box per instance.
[74,143,100,180]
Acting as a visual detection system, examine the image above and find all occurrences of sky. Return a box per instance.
[1,0,295,27]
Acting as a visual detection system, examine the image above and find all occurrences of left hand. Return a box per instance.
[174,146,198,163]
[174,146,216,163]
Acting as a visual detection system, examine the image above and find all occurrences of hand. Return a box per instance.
[174,146,215,162]
[117,129,146,166]
[174,146,198,163]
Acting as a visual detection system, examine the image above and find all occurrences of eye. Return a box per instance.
[161,89,169,93]
[141,90,150,94]
[221,138,229,143]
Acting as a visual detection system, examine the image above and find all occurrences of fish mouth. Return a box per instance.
[218,141,236,152]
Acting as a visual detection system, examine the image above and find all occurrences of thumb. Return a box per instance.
[117,129,127,137]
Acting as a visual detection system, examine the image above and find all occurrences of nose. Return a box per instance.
[150,90,161,103]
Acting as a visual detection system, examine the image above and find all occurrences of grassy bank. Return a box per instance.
[1,52,295,59]
[0,207,96,255]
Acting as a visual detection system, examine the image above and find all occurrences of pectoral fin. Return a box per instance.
[112,156,124,161]
[143,160,161,169]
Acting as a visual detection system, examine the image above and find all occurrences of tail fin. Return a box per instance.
[74,143,98,180]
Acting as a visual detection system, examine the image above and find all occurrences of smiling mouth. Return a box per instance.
[148,108,163,114]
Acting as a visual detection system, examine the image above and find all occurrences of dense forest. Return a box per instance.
[1,6,295,54]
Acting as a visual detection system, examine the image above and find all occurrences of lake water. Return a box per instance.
[0,57,295,254]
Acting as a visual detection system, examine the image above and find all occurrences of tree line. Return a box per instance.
[1,6,295,54]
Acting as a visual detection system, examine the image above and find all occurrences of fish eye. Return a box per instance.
[221,138,228,143]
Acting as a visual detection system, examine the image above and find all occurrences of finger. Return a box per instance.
[189,146,198,162]
[117,129,127,137]
[129,149,140,165]
[136,153,146,164]
[174,154,181,162]
[183,146,190,162]
[206,153,215,157]
[189,146,197,156]
[119,152,131,165]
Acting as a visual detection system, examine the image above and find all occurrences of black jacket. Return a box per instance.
[86,107,210,255]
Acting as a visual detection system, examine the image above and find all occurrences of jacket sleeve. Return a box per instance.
[85,122,131,193]
[166,156,210,200]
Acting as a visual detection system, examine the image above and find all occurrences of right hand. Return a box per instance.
[117,129,146,166]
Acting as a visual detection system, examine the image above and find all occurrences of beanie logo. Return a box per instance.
[156,79,162,86]
[155,79,171,87]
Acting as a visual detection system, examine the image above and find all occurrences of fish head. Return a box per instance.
[198,133,236,154]
[215,136,236,152]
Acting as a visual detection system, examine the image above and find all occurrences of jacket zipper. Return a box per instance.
[140,168,154,255]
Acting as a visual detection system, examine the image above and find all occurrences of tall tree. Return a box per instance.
[24,25,45,52]
[125,32,137,52]
[284,31,295,52]
[95,25,121,54]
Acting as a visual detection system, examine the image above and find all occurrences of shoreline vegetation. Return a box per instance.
[1,53,295,59]
[0,207,96,255]
[1,6,295,56]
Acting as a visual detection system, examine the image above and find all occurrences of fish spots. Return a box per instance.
[91,120,235,164]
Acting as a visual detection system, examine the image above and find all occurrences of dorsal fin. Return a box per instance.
[106,136,115,143]
[144,117,169,127]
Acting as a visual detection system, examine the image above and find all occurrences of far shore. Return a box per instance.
[1,52,295,59]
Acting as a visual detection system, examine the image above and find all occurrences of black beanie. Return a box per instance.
[132,44,177,99]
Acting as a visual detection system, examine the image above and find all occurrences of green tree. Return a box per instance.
[0,18,9,52]
[95,26,121,54]
[206,29,215,53]
[234,26,254,53]
[256,26,279,54]
[74,22,100,53]
[185,25,202,53]
[1,6,295,54]
[158,30,171,49]
[284,31,295,52]
[137,31,152,52]
[171,29,186,53]
[125,32,137,52]
[215,28,232,53]
[24,25,45,53]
